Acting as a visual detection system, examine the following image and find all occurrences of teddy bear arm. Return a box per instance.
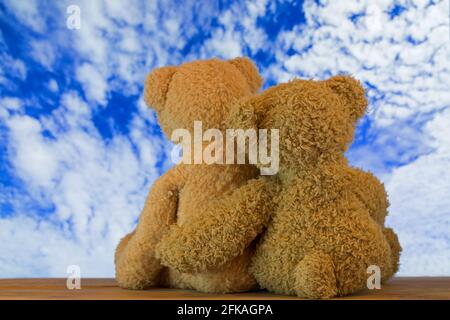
[228,95,262,131]
[115,165,185,289]
[135,165,185,236]
[228,89,282,131]
[156,177,275,273]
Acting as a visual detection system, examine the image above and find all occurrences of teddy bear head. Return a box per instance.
[276,76,366,169]
[240,75,367,172]
[144,57,262,138]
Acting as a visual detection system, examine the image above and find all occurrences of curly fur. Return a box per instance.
[229,76,402,298]
[115,57,401,298]
[114,57,267,293]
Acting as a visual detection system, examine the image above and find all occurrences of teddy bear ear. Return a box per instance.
[325,75,368,121]
[229,57,263,93]
[144,66,177,111]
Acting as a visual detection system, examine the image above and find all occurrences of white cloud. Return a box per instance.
[30,40,56,69]
[1,0,196,276]
[118,28,141,53]
[75,63,108,105]
[10,59,27,80]
[103,0,143,26]
[0,54,27,88]
[0,97,23,111]
[68,0,112,66]
[0,215,114,277]
[200,1,268,59]
[386,108,450,275]
[6,115,59,189]
[55,0,202,100]
[3,0,46,32]
[0,91,166,277]
[0,97,23,119]
[203,28,243,58]
[48,79,59,93]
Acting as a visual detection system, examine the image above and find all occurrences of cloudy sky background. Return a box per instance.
[0,0,449,277]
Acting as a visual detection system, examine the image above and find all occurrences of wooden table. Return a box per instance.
[0,277,448,300]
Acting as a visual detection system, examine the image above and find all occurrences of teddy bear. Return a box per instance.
[230,75,401,298]
[114,57,273,293]
[158,74,401,298]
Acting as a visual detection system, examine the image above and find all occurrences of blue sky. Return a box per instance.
[0,0,449,277]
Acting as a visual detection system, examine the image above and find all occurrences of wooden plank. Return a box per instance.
[0,277,449,300]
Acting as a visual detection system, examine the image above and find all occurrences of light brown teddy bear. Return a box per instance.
[115,57,273,292]
[230,76,402,298]
[160,75,401,298]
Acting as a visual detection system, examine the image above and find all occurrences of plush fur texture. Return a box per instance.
[228,76,402,298]
[115,56,401,298]
[159,73,402,298]
[114,57,270,293]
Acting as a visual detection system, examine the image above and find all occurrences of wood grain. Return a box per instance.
[0,277,448,300]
